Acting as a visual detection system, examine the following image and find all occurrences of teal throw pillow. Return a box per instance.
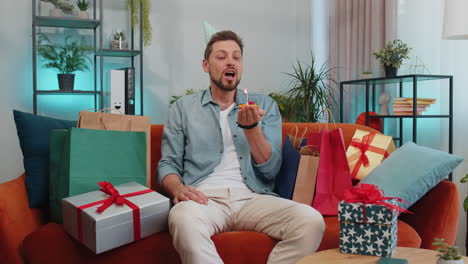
[13,110,76,208]
[361,141,463,209]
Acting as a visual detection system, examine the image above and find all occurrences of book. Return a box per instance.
[377,257,408,264]
[394,97,436,102]
[392,107,427,112]
[393,97,436,105]
[392,111,422,115]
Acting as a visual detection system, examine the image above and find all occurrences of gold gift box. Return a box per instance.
[346,129,396,180]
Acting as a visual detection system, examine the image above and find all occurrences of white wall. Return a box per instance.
[0,1,33,183]
[148,0,312,125]
[0,0,311,183]
[398,0,468,254]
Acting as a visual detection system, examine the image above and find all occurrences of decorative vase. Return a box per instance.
[111,39,128,50]
[57,74,75,91]
[49,7,63,17]
[378,92,391,115]
[436,259,464,264]
[77,10,89,19]
[384,65,398,77]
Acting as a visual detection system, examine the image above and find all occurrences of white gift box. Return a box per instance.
[62,182,170,254]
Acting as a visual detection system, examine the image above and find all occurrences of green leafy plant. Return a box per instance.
[270,54,336,122]
[433,238,462,260]
[461,173,468,211]
[373,39,411,69]
[37,33,93,74]
[169,89,201,105]
[76,0,89,11]
[124,0,152,46]
[268,93,290,118]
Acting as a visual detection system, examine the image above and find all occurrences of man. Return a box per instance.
[158,30,324,264]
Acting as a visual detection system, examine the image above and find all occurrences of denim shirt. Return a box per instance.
[157,88,282,196]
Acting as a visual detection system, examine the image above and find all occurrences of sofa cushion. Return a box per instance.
[0,175,44,264]
[399,180,459,249]
[212,231,277,263]
[13,110,76,207]
[21,223,276,264]
[21,216,421,264]
[361,142,463,209]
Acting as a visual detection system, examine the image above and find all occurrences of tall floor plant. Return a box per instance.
[273,54,336,122]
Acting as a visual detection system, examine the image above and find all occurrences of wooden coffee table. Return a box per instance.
[297,247,468,263]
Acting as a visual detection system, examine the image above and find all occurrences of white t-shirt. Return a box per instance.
[195,103,249,191]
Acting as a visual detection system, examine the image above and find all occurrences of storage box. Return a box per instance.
[346,129,395,180]
[62,182,170,254]
[338,200,398,257]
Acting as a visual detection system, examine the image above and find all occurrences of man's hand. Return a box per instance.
[161,174,208,205]
[172,185,209,205]
[237,104,272,164]
[237,105,265,126]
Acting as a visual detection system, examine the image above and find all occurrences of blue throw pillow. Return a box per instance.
[13,110,76,208]
[361,142,463,209]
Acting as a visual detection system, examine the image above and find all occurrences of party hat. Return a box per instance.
[203,21,218,43]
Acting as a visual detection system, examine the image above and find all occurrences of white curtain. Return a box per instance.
[328,0,397,122]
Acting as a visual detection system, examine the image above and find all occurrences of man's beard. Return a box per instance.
[210,73,241,92]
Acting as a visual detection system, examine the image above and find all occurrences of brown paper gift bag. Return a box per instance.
[292,146,320,205]
[289,126,308,150]
[77,109,151,187]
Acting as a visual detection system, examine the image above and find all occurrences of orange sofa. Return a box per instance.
[0,123,459,264]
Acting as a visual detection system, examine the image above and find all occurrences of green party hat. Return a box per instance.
[203,21,218,43]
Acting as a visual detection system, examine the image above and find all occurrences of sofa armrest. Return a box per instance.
[0,174,45,264]
[399,180,459,249]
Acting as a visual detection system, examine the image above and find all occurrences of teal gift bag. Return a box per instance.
[49,127,147,223]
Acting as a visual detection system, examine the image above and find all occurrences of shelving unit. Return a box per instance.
[99,49,141,57]
[339,74,453,179]
[32,0,144,115]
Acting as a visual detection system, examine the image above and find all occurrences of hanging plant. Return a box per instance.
[124,0,152,47]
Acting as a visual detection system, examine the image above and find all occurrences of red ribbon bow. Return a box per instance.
[76,181,154,243]
[343,183,411,222]
[97,181,126,212]
[350,132,385,166]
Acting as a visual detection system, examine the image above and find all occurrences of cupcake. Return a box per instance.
[239,101,259,109]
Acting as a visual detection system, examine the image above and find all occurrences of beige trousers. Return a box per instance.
[168,188,325,264]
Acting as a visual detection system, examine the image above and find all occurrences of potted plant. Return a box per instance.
[76,0,89,19]
[373,39,411,77]
[267,93,291,120]
[432,238,464,264]
[361,71,373,79]
[169,89,202,105]
[270,54,336,122]
[36,33,93,91]
[124,0,152,46]
[461,173,468,211]
[111,31,128,50]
